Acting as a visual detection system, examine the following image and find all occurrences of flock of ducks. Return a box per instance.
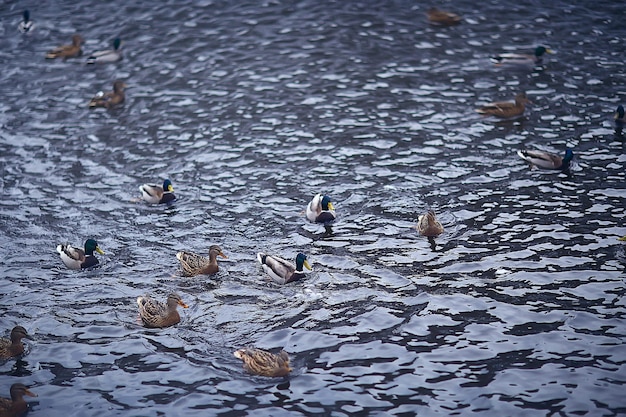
[5,6,625,415]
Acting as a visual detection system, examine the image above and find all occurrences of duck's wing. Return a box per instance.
[257,253,295,283]
[139,184,164,203]
[306,194,322,222]
[176,251,209,276]
[56,244,85,269]
[517,150,561,169]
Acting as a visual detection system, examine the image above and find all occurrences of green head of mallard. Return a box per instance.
[535,46,553,57]
[295,253,312,272]
[321,195,334,211]
[163,179,174,192]
[84,239,104,256]
[113,38,122,50]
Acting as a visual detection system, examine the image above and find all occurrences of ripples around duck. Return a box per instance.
[1,0,625,416]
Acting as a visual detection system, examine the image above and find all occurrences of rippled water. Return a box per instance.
[1,0,625,415]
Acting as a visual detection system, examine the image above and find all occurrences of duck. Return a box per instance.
[0,383,37,417]
[306,194,336,225]
[517,148,574,171]
[426,7,461,26]
[476,92,531,119]
[415,210,444,237]
[233,348,291,377]
[86,38,123,64]
[491,46,554,67]
[257,252,311,284]
[615,105,625,135]
[18,10,34,34]
[139,179,175,204]
[0,327,33,359]
[56,239,104,270]
[137,293,188,328]
[176,245,228,277]
[45,34,84,60]
[88,80,127,109]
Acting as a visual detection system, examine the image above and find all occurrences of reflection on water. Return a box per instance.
[1,0,625,415]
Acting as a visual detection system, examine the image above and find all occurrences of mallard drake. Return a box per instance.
[426,7,461,26]
[0,327,33,359]
[18,10,34,34]
[88,80,127,109]
[491,46,553,67]
[234,348,291,377]
[176,245,228,277]
[415,210,444,237]
[45,34,84,59]
[0,383,37,417]
[476,92,531,119]
[56,239,104,270]
[306,194,336,225]
[139,179,175,204]
[615,105,625,134]
[137,293,188,328]
[517,148,574,171]
[257,252,311,284]
[86,38,123,64]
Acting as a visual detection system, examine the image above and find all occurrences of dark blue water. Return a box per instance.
[1,0,625,416]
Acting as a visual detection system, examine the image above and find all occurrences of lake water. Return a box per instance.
[1,0,625,416]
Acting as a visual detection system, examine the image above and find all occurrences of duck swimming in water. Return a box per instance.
[257,252,311,284]
[476,92,531,119]
[56,239,104,270]
[86,38,123,64]
[517,148,574,171]
[0,383,37,417]
[426,7,461,26]
[88,80,127,109]
[306,194,336,225]
[45,34,84,60]
[0,326,33,359]
[234,348,291,377]
[18,10,34,34]
[614,105,624,135]
[176,245,228,277]
[139,179,175,204]
[415,210,444,237]
[137,293,188,328]
[491,46,553,68]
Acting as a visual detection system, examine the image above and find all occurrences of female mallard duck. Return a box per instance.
[18,10,34,34]
[476,92,531,119]
[234,348,291,377]
[88,80,127,109]
[45,34,84,60]
[137,293,188,328]
[139,179,175,204]
[306,194,336,224]
[86,38,123,64]
[56,239,104,270]
[176,245,228,277]
[491,46,553,67]
[615,105,624,135]
[0,383,37,417]
[517,148,574,171]
[0,327,33,359]
[257,252,311,284]
[415,210,444,237]
[426,7,461,26]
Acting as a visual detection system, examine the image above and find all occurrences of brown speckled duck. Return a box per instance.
[234,348,291,377]
[476,92,531,119]
[426,7,461,26]
[88,80,127,109]
[0,326,33,359]
[0,383,37,417]
[137,293,188,328]
[45,34,84,59]
[176,245,228,277]
[415,210,444,237]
